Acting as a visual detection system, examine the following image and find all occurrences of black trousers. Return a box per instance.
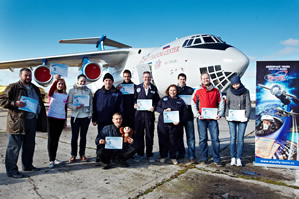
[134,116,155,158]
[158,122,181,159]
[96,145,136,164]
[70,117,90,157]
[177,127,186,158]
[48,117,65,161]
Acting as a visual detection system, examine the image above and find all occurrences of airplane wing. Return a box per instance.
[0,49,130,69]
[59,37,132,48]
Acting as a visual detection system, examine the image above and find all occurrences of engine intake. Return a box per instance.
[82,62,102,82]
[34,65,53,86]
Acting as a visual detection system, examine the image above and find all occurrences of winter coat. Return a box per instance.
[0,81,47,134]
[67,83,93,119]
[225,88,251,119]
[191,84,224,118]
[92,86,123,125]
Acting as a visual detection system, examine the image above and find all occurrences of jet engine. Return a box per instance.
[81,62,102,82]
[33,65,53,86]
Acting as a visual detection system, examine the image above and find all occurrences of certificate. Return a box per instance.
[178,95,192,105]
[50,63,68,77]
[255,137,275,158]
[73,95,90,107]
[228,110,246,121]
[201,108,217,119]
[120,84,134,95]
[105,137,123,149]
[163,111,180,123]
[137,99,152,111]
[18,96,38,114]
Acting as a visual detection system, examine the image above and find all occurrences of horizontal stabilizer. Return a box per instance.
[59,37,132,48]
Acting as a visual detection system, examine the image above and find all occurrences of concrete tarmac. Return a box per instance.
[0,107,298,199]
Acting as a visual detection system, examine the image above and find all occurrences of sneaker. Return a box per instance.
[54,159,62,165]
[160,158,166,163]
[149,156,155,163]
[215,161,225,167]
[69,156,76,163]
[230,158,236,166]
[134,155,144,162]
[171,159,178,165]
[80,156,88,162]
[237,158,242,167]
[189,159,196,164]
[49,161,54,168]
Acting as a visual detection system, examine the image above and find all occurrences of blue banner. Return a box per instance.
[255,61,299,168]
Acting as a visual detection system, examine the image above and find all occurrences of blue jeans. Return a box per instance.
[70,117,90,157]
[183,120,195,159]
[5,119,36,175]
[197,119,220,163]
[228,121,248,159]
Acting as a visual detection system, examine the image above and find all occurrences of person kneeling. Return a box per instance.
[95,113,136,169]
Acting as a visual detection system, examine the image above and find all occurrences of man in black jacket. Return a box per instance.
[0,68,47,178]
[116,69,136,128]
[177,73,196,163]
[95,113,136,169]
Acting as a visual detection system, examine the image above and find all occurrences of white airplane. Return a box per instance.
[0,34,249,95]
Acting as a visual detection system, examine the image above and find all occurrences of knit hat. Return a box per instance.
[103,73,114,82]
[230,75,241,85]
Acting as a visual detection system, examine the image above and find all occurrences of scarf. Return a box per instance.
[230,83,247,96]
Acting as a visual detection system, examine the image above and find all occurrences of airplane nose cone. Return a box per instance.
[223,47,249,76]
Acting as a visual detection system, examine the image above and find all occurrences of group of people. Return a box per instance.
[0,67,251,178]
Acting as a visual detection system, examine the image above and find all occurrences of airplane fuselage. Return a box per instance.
[96,34,249,95]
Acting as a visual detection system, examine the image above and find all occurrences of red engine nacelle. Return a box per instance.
[82,62,102,82]
[33,65,53,86]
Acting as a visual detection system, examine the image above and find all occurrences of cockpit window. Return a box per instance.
[202,36,215,43]
[182,34,229,50]
[187,39,194,46]
[182,40,189,47]
[214,37,221,43]
[194,38,202,44]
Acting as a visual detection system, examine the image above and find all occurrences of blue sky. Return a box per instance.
[1,0,299,99]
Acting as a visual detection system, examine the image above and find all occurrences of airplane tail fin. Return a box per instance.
[59,35,131,50]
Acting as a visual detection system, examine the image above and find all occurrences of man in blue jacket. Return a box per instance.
[95,113,136,169]
[92,73,124,145]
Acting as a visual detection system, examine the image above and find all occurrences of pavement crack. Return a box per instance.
[133,164,196,199]
[28,177,43,199]
[195,166,299,190]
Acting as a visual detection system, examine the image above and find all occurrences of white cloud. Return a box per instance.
[280,38,299,46]
[278,47,298,55]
